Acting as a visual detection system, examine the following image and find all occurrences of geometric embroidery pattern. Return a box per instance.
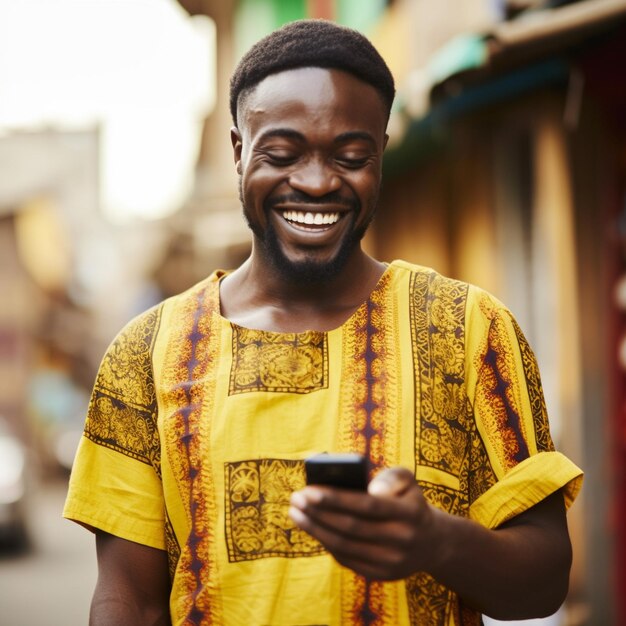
[84,304,162,476]
[410,271,471,479]
[224,459,323,562]
[408,270,483,626]
[339,270,396,625]
[510,317,555,453]
[229,326,328,395]
[405,572,458,626]
[339,270,394,470]
[475,297,530,471]
[161,281,222,625]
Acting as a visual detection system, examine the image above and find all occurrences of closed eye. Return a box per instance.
[263,150,298,165]
[336,156,370,169]
[264,151,298,165]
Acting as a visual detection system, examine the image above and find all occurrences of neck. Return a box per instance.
[219,248,386,332]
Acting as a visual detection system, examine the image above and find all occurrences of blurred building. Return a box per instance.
[0,129,100,464]
[0,128,169,469]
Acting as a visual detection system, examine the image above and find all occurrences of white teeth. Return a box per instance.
[282,211,340,226]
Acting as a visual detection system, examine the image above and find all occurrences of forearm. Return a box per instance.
[92,532,172,626]
[90,584,171,626]
[426,491,571,620]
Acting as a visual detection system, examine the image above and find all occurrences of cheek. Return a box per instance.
[353,172,381,209]
[243,167,285,201]
[241,169,281,224]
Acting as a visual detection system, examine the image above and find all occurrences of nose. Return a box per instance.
[288,157,341,197]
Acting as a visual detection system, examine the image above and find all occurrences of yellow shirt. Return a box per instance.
[64,260,582,625]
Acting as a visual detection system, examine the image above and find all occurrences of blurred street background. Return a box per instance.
[0,476,96,625]
[1,0,625,624]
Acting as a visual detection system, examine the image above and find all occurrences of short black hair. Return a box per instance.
[229,19,395,126]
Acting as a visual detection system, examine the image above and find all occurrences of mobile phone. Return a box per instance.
[304,453,369,491]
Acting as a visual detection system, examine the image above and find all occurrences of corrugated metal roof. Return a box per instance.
[430,0,626,91]
[385,0,626,172]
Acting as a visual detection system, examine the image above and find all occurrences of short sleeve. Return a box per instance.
[464,290,582,529]
[63,304,166,550]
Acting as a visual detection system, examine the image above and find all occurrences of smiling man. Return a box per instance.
[223,64,388,330]
[232,65,384,287]
[64,20,582,626]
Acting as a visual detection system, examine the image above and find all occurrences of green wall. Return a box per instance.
[234,0,386,61]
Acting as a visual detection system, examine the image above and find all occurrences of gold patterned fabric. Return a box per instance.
[64,260,582,626]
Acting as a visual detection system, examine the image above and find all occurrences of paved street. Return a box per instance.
[0,477,96,626]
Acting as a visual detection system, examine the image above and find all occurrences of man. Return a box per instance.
[64,19,582,626]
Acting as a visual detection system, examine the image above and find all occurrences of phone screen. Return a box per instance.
[304,453,368,491]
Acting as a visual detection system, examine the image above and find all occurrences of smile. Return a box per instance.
[281,210,341,226]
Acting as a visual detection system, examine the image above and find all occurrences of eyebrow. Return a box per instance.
[257,128,377,145]
[257,128,305,142]
[334,131,377,145]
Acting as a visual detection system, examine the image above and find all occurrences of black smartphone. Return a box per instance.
[304,453,369,491]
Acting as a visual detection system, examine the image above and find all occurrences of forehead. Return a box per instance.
[238,67,387,140]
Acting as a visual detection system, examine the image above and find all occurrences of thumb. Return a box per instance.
[368,467,415,498]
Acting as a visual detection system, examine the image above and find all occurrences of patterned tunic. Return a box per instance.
[64,260,582,626]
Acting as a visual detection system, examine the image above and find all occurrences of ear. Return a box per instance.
[231,127,243,174]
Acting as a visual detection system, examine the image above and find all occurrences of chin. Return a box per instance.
[272,250,352,285]
[258,209,369,285]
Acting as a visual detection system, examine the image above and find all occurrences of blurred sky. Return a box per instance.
[0,0,216,222]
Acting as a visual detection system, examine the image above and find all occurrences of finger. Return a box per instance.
[368,467,415,498]
[291,486,412,521]
[290,500,415,545]
[289,505,409,578]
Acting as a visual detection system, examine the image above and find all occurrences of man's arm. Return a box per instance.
[91,531,171,626]
[289,468,572,621]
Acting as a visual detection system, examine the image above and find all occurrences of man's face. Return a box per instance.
[232,67,388,283]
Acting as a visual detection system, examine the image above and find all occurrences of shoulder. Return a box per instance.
[388,259,488,311]
[388,259,471,295]
[97,271,224,397]
[111,270,224,348]
[388,259,519,338]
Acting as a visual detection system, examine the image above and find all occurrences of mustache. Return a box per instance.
[265,191,358,210]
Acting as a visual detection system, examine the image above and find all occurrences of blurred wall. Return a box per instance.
[374,4,626,623]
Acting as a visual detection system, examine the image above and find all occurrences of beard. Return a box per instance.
[239,179,377,285]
